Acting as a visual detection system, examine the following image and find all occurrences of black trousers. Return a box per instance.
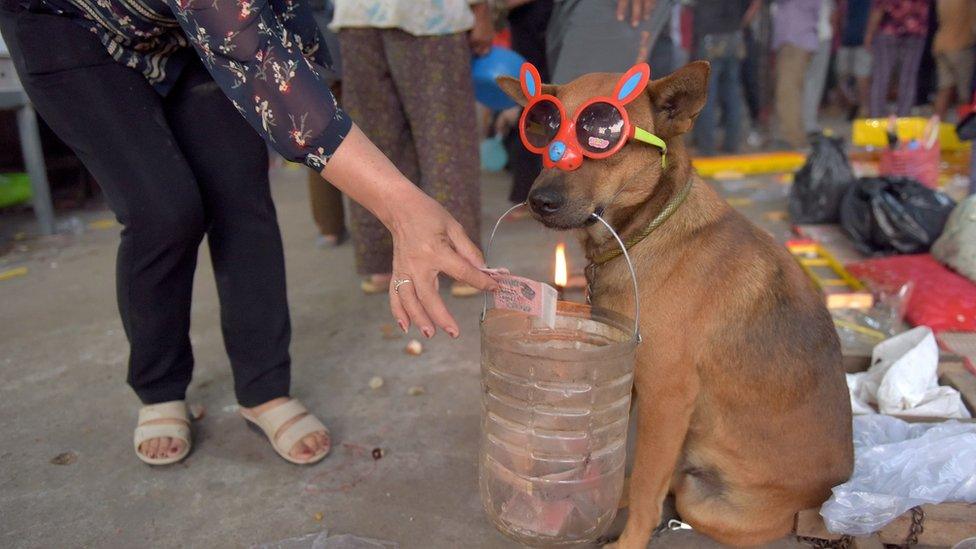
[0,6,292,407]
[506,0,552,204]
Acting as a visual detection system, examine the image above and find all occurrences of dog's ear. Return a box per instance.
[496,76,528,106]
[497,63,558,107]
[646,61,710,137]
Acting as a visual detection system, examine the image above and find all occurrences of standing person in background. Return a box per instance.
[547,0,676,84]
[691,0,759,156]
[836,0,874,119]
[308,0,347,247]
[933,0,976,118]
[865,0,931,117]
[803,0,838,136]
[498,0,554,210]
[331,0,494,297]
[774,0,824,148]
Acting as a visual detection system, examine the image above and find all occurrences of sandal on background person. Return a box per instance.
[133,401,192,466]
[241,399,331,465]
[361,273,392,295]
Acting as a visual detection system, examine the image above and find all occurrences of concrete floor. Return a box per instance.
[0,166,803,549]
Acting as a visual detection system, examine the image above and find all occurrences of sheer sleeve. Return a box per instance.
[168,0,351,170]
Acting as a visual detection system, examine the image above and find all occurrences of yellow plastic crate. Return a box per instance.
[851,117,970,152]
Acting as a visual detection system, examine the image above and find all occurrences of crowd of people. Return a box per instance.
[311,0,976,252]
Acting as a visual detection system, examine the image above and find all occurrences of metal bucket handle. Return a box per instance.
[480,203,642,343]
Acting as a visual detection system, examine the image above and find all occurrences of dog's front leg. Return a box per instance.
[610,370,698,549]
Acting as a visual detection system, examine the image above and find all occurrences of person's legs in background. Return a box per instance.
[934,49,975,118]
[718,53,744,153]
[853,47,873,118]
[870,34,898,117]
[338,28,421,292]
[506,0,552,206]
[693,49,722,156]
[835,47,856,114]
[307,170,346,247]
[803,39,831,135]
[894,36,926,116]
[775,43,812,148]
[384,29,482,297]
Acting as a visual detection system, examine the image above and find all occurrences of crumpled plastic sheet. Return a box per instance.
[821,415,976,535]
[847,326,971,419]
[253,531,398,549]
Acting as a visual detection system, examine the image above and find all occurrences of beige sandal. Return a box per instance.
[133,400,191,466]
[451,282,480,298]
[242,399,330,465]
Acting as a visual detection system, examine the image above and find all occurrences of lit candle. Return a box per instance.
[554,242,567,298]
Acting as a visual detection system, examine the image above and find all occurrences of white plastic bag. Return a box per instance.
[821,415,976,535]
[847,326,971,419]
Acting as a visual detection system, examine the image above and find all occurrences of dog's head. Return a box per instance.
[497,62,709,229]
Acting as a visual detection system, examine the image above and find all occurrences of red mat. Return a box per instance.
[847,254,976,333]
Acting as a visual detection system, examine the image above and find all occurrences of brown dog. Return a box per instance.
[498,62,853,547]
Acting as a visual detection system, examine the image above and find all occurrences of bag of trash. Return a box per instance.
[820,415,976,535]
[932,195,976,284]
[788,134,856,223]
[839,176,956,255]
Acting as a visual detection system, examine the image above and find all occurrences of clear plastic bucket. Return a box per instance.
[479,206,640,546]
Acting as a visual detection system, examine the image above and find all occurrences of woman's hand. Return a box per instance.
[387,193,497,339]
[469,2,494,56]
[616,0,656,27]
[321,124,496,339]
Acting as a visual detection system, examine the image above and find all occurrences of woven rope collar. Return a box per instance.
[589,178,694,267]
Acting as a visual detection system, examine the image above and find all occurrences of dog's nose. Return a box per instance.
[529,187,565,215]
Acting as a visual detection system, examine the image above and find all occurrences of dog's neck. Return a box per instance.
[582,147,695,265]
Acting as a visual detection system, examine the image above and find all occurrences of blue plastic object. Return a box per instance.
[472,47,526,111]
[480,136,508,172]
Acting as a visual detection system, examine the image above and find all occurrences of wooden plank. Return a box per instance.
[938,357,976,417]
[795,503,976,546]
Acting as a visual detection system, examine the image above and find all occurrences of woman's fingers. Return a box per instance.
[395,278,435,338]
[389,282,410,333]
[642,0,655,20]
[446,225,498,291]
[413,273,459,338]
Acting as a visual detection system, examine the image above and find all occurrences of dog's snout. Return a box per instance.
[529,187,566,216]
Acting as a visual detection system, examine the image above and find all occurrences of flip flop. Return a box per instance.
[242,399,330,465]
[133,400,191,466]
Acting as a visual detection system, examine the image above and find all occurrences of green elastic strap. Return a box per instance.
[633,126,667,169]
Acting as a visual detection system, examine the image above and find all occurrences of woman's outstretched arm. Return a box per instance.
[322,125,498,339]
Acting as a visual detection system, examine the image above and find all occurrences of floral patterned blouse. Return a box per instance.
[37,0,351,170]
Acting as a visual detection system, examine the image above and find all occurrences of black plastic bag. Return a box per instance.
[839,176,956,255]
[789,134,856,223]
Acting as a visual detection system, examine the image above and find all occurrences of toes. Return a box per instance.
[290,440,313,460]
[170,439,185,457]
[317,432,330,451]
[147,438,160,459]
[158,437,172,456]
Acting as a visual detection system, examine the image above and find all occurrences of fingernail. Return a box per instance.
[447,328,459,338]
[422,327,433,338]
[397,320,407,333]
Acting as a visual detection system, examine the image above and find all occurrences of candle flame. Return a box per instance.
[554,242,568,288]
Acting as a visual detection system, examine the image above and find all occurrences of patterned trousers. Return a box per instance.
[869,34,926,117]
[338,28,481,275]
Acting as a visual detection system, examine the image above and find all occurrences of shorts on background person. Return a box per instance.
[836,46,872,80]
[936,49,976,102]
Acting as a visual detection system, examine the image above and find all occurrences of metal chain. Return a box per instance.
[796,535,854,549]
[901,506,925,548]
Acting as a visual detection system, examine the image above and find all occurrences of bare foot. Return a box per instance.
[137,419,187,461]
[240,397,330,462]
